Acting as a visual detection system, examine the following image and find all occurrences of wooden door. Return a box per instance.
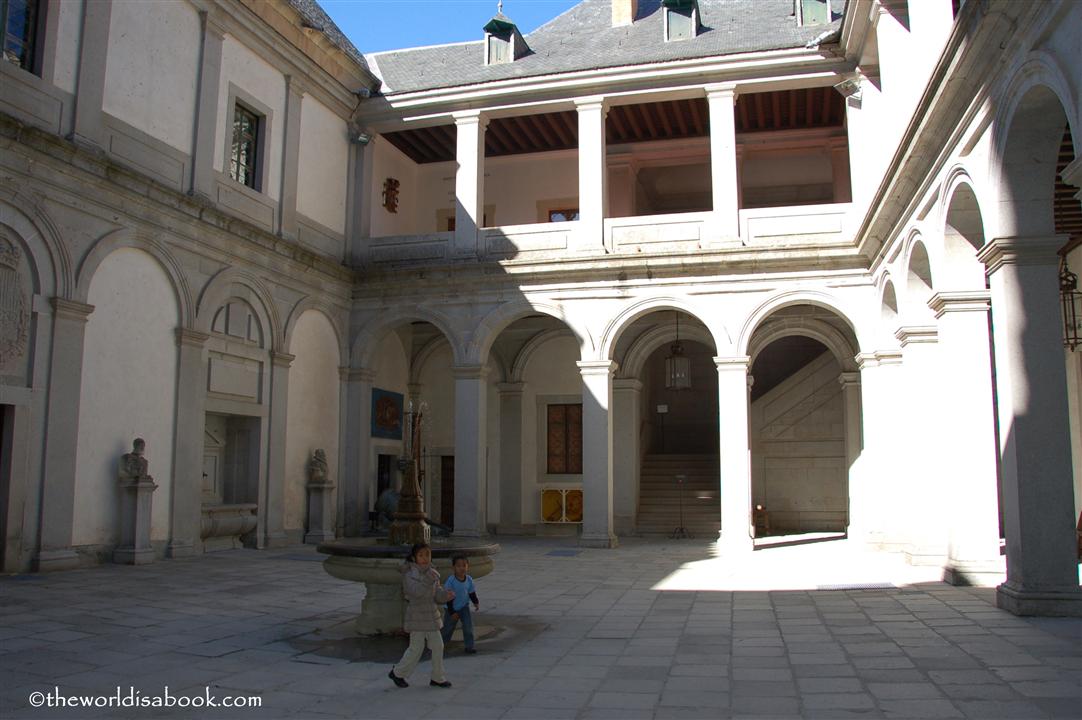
[440,455,455,529]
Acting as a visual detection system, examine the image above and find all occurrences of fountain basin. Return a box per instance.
[317,537,499,635]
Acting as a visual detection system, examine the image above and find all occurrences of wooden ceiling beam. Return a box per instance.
[607,107,628,143]
[737,97,750,133]
[527,114,559,148]
[805,88,816,125]
[656,102,675,138]
[386,132,433,164]
[754,93,766,130]
[689,99,705,135]
[673,100,690,136]
[549,112,573,146]
[788,90,798,129]
[638,103,658,139]
[624,104,644,139]
[485,121,513,155]
[820,87,832,125]
[411,127,450,161]
[772,92,782,129]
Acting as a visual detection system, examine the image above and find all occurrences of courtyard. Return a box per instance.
[1,537,1080,719]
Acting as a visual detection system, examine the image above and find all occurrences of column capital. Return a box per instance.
[343,366,376,383]
[713,355,750,372]
[175,327,210,347]
[894,325,938,346]
[855,350,903,369]
[271,351,295,368]
[576,360,616,376]
[574,96,608,113]
[928,291,991,318]
[497,381,525,395]
[838,371,861,388]
[50,298,94,321]
[977,236,1067,274]
[452,364,490,380]
[704,83,738,100]
[453,110,488,128]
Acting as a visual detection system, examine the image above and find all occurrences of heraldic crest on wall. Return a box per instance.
[0,228,28,369]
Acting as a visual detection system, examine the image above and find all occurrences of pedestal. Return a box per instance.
[114,479,157,565]
[305,482,336,544]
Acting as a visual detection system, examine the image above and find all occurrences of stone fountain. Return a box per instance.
[317,403,498,635]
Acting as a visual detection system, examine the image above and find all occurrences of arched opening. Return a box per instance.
[904,239,935,322]
[746,305,860,542]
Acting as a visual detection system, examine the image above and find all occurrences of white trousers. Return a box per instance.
[393,630,445,682]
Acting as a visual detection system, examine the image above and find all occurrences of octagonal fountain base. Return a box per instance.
[317,537,499,635]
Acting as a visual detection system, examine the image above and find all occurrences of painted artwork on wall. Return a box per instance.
[371,389,403,440]
[541,487,583,523]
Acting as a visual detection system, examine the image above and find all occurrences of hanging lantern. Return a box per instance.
[1062,257,1082,351]
[665,312,692,390]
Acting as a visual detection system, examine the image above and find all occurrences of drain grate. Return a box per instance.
[816,582,895,591]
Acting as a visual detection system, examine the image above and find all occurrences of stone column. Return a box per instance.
[575,97,608,253]
[37,299,94,571]
[453,365,489,537]
[278,76,304,240]
[345,134,373,266]
[190,11,224,198]
[978,237,1081,616]
[607,156,636,218]
[715,357,752,553]
[706,84,739,242]
[853,350,903,548]
[341,367,375,536]
[168,328,209,558]
[497,382,525,530]
[838,371,862,536]
[929,291,1004,584]
[453,111,487,257]
[71,0,112,147]
[612,378,643,534]
[830,140,852,203]
[895,326,946,565]
[578,361,617,547]
[264,351,293,547]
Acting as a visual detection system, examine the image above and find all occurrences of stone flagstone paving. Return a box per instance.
[1,537,1080,719]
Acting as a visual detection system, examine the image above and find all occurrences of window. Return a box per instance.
[546,403,582,474]
[548,208,579,223]
[2,0,41,73]
[230,104,261,190]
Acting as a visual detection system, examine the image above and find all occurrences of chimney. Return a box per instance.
[612,0,638,27]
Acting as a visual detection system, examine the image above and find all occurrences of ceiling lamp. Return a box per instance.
[1062,257,1081,351]
[665,312,692,390]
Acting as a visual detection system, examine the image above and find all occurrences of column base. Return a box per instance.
[942,557,1006,587]
[717,532,753,555]
[304,530,335,544]
[579,533,618,548]
[166,540,195,559]
[996,582,1082,617]
[113,547,155,565]
[36,549,81,572]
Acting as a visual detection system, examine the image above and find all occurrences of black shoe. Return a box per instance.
[464,648,477,654]
[430,680,452,688]
[388,669,408,688]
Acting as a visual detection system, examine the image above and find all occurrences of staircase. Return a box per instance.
[636,454,720,537]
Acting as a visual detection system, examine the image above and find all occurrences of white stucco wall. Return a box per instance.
[297,95,349,234]
[369,332,409,506]
[520,335,581,525]
[483,151,579,226]
[53,0,83,95]
[416,343,455,450]
[102,0,199,153]
[371,138,421,237]
[74,248,178,547]
[214,35,287,200]
[283,311,341,532]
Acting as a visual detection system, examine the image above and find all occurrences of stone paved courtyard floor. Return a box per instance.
[1,536,1080,719]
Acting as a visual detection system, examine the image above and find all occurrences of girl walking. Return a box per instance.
[388,542,454,688]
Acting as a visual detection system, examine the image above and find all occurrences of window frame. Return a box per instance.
[230,102,261,190]
[546,402,583,475]
[223,83,274,195]
[1,0,44,75]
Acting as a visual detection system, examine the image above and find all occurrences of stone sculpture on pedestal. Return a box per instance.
[305,448,336,543]
[114,438,157,564]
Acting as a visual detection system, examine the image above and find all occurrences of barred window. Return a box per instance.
[2,0,41,73]
[230,104,261,190]
[546,403,583,475]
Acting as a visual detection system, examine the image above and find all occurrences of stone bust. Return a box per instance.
[308,448,329,486]
[119,438,152,483]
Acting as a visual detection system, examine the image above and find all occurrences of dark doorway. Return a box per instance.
[440,455,455,529]
[377,454,394,499]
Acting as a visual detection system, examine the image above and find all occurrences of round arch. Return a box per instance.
[467,298,593,367]
[901,232,935,323]
[737,290,864,359]
[196,267,282,350]
[351,304,460,369]
[77,229,194,327]
[284,299,347,368]
[0,189,71,298]
[619,322,717,379]
[599,296,724,362]
[409,334,455,385]
[940,174,988,291]
[746,317,859,373]
[508,327,577,383]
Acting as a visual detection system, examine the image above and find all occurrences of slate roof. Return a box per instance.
[287,0,372,75]
[367,0,845,96]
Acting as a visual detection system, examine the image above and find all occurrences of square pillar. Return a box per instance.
[453,365,489,537]
[838,371,862,536]
[168,328,209,558]
[574,97,608,253]
[454,111,487,257]
[706,85,739,243]
[715,357,752,554]
[578,360,617,548]
[340,367,375,536]
[853,350,903,548]
[497,382,525,530]
[278,77,304,240]
[929,292,1004,585]
[190,11,224,198]
[264,351,294,547]
[612,378,643,534]
[978,237,1082,616]
[71,0,112,148]
[37,299,94,571]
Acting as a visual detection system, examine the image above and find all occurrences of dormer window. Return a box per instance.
[796,0,831,27]
[663,0,701,42]
[483,12,529,65]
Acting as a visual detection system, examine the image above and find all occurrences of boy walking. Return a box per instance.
[441,554,480,654]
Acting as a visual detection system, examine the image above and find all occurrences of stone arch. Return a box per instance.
[901,232,936,323]
[747,317,859,373]
[284,299,347,367]
[196,267,282,350]
[76,229,194,327]
[0,187,70,298]
[737,290,863,359]
[409,334,454,385]
[600,296,723,362]
[508,328,576,383]
[940,173,988,291]
[351,304,460,369]
[467,298,593,367]
[619,323,716,379]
